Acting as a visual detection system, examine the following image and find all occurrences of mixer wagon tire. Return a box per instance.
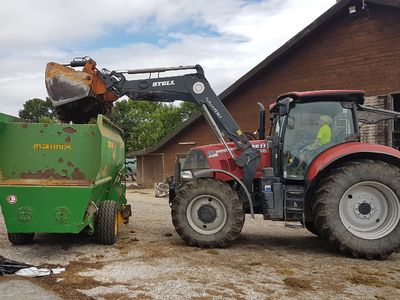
[96,200,119,245]
[171,178,244,248]
[313,159,400,259]
[7,233,34,245]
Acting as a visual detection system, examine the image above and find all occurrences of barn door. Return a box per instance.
[141,154,164,187]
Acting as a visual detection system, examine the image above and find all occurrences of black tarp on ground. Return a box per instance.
[0,256,33,276]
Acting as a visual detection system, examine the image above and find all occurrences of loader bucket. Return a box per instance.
[45,61,118,123]
[45,62,92,107]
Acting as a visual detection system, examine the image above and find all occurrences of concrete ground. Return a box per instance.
[0,188,400,299]
[0,280,63,300]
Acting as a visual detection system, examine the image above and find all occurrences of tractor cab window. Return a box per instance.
[282,101,355,180]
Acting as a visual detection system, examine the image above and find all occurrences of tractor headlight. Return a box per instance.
[182,150,209,170]
[181,170,193,179]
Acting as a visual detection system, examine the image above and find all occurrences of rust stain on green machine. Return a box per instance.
[64,127,77,134]
[20,168,68,180]
[0,179,93,186]
[71,168,85,180]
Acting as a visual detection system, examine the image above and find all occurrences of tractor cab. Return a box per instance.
[271,90,365,180]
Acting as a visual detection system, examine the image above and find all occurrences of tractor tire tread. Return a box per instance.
[171,178,244,248]
[313,159,400,259]
[96,200,118,245]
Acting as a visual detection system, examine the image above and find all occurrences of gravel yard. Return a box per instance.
[1,188,400,299]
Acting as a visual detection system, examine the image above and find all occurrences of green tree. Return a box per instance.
[178,101,199,121]
[109,100,199,152]
[19,98,58,122]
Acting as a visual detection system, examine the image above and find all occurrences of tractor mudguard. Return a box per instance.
[306,142,400,182]
[189,168,254,218]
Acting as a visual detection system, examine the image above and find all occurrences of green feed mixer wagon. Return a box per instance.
[0,112,131,245]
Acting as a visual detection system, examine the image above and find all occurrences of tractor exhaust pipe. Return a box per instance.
[257,102,266,140]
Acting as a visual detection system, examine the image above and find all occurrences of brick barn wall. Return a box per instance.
[157,118,219,179]
[153,4,400,179]
[359,96,391,146]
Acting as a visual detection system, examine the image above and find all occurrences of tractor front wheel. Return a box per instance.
[313,159,400,259]
[171,178,244,248]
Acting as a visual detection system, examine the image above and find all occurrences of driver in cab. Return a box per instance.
[306,115,332,150]
[295,115,332,174]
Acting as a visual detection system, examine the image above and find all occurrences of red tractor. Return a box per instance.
[46,57,400,259]
[170,90,400,259]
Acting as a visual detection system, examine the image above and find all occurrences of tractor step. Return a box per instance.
[284,185,305,227]
[284,222,304,229]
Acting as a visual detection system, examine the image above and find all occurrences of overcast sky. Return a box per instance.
[0,0,336,116]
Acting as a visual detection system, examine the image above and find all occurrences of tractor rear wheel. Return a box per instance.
[313,159,400,259]
[7,233,34,245]
[301,221,320,237]
[171,178,244,248]
[96,200,119,245]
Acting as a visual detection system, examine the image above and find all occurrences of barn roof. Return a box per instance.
[131,0,399,156]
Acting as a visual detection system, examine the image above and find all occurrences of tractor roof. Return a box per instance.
[269,90,365,113]
[277,90,365,104]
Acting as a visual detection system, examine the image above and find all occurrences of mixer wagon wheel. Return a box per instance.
[7,233,34,245]
[96,200,119,245]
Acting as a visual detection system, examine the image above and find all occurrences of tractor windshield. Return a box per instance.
[282,101,356,179]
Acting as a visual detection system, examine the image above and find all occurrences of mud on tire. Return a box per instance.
[171,178,245,248]
[96,200,119,245]
[313,159,400,259]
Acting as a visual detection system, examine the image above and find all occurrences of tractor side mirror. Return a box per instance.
[278,97,293,116]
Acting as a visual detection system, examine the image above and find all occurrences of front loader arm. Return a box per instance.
[110,65,261,177]
[111,67,246,149]
[46,58,260,192]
